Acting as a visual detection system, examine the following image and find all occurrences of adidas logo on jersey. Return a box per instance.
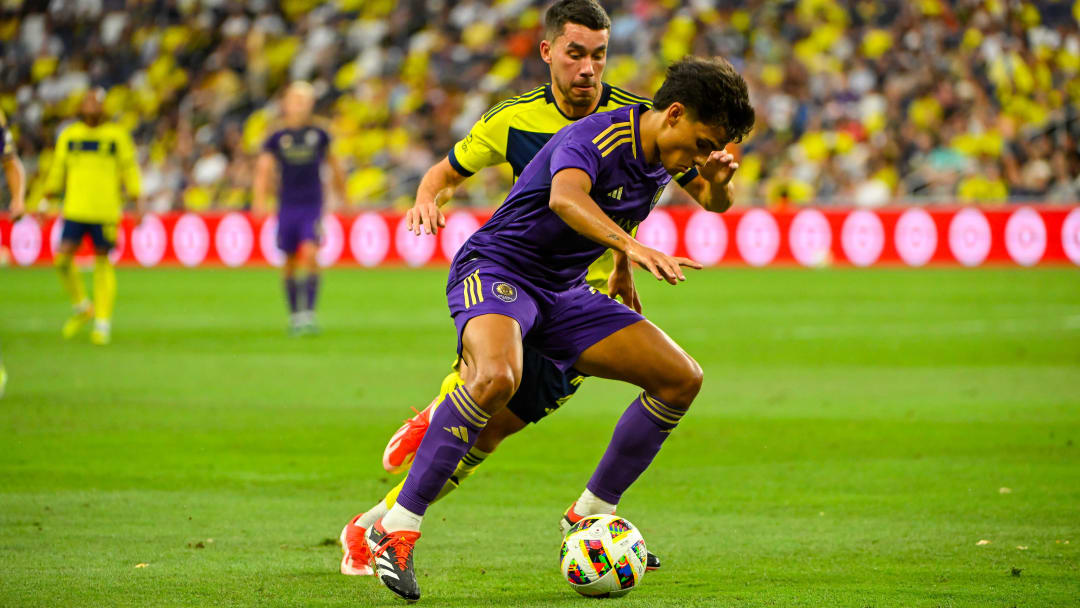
[444,426,469,442]
[607,186,624,200]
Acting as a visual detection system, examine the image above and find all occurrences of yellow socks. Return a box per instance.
[92,256,115,323]
[54,252,87,306]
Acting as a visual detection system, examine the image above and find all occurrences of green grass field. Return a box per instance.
[1,265,1078,607]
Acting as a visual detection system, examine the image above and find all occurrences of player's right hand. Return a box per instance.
[407,199,446,236]
[625,242,702,285]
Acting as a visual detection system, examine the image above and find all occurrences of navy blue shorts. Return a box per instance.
[60,219,116,251]
[505,346,586,424]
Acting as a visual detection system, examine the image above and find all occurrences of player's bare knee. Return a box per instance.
[653,356,702,409]
[466,365,518,414]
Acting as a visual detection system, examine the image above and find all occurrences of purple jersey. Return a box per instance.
[452,104,670,291]
[262,125,330,209]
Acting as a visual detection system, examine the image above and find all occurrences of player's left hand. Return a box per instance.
[407,199,446,236]
[696,149,739,187]
[607,263,641,313]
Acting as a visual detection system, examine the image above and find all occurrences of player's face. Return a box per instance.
[80,91,104,125]
[283,88,314,122]
[542,23,609,109]
[655,103,730,175]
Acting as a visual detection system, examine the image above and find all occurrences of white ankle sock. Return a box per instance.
[357,501,389,530]
[573,488,617,517]
[381,502,423,532]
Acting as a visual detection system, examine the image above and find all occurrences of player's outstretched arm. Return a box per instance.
[407,157,468,236]
[325,151,348,211]
[2,152,25,218]
[549,168,702,285]
[682,149,740,213]
[251,152,275,217]
[41,127,70,203]
[607,249,642,312]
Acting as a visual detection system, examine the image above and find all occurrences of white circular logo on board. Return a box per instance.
[735,208,780,266]
[350,212,391,267]
[1004,206,1046,266]
[948,208,991,267]
[259,216,284,267]
[894,208,937,267]
[172,213,210,267]
[1062,207,1080,266]
[214,212,254,267]
[440,212,481,261]
[317,214,344,267]
[395,216,437,267]
[788,208,832,267]
[637,209,678,256]
[10,216,42,266]
[132,214,167,267]
[840,210,884,267]
[683,209,727,266]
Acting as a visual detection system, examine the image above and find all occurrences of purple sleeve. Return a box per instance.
[261,132,279,155]
[550,139,601,184]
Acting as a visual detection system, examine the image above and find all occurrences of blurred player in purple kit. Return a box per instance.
[366,56,755,602]
[254,82,347,335]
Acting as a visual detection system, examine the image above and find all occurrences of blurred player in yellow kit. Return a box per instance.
[43,88,142,345]
[1,108,27,396]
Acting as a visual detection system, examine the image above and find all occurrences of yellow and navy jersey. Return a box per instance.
[44,120,141,224]
[0,110,13,158]
[448,83,699,291]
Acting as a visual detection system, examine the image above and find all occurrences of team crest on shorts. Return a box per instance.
[492,282,518,302]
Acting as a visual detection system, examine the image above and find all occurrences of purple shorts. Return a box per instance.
[447,257,644,372]
[277,208,321,254]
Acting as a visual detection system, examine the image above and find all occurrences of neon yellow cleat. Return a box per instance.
[90,321,111,346]
[0,364,7,398]
[61,302,93,341]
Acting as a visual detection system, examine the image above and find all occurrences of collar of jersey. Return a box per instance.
[544,83,613,121]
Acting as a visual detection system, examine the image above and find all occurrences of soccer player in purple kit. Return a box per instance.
[366,56,755,602]
[254,82,347,335]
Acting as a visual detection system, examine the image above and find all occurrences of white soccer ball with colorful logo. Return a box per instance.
[559,514,647,597]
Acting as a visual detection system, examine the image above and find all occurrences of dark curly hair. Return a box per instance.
[653,57,756,143]
[544,0,611,41]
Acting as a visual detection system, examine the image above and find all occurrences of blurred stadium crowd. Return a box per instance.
[1,0,1078,213]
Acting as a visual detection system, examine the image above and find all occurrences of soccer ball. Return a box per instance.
[559,514,647,598]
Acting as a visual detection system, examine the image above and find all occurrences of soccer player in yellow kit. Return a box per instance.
[339,0,711,578]
[44,89,141,345]
[1,108,27,396]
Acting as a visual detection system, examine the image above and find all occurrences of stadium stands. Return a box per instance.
[0,0,1077,211]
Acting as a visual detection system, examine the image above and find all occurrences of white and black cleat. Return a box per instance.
[366,519,422,603]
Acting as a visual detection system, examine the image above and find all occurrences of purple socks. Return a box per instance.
[284,278,300,314]
[304,274,319,312]
[396,385,490,515]
[284,275,320,314]
[586,392,686,504]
